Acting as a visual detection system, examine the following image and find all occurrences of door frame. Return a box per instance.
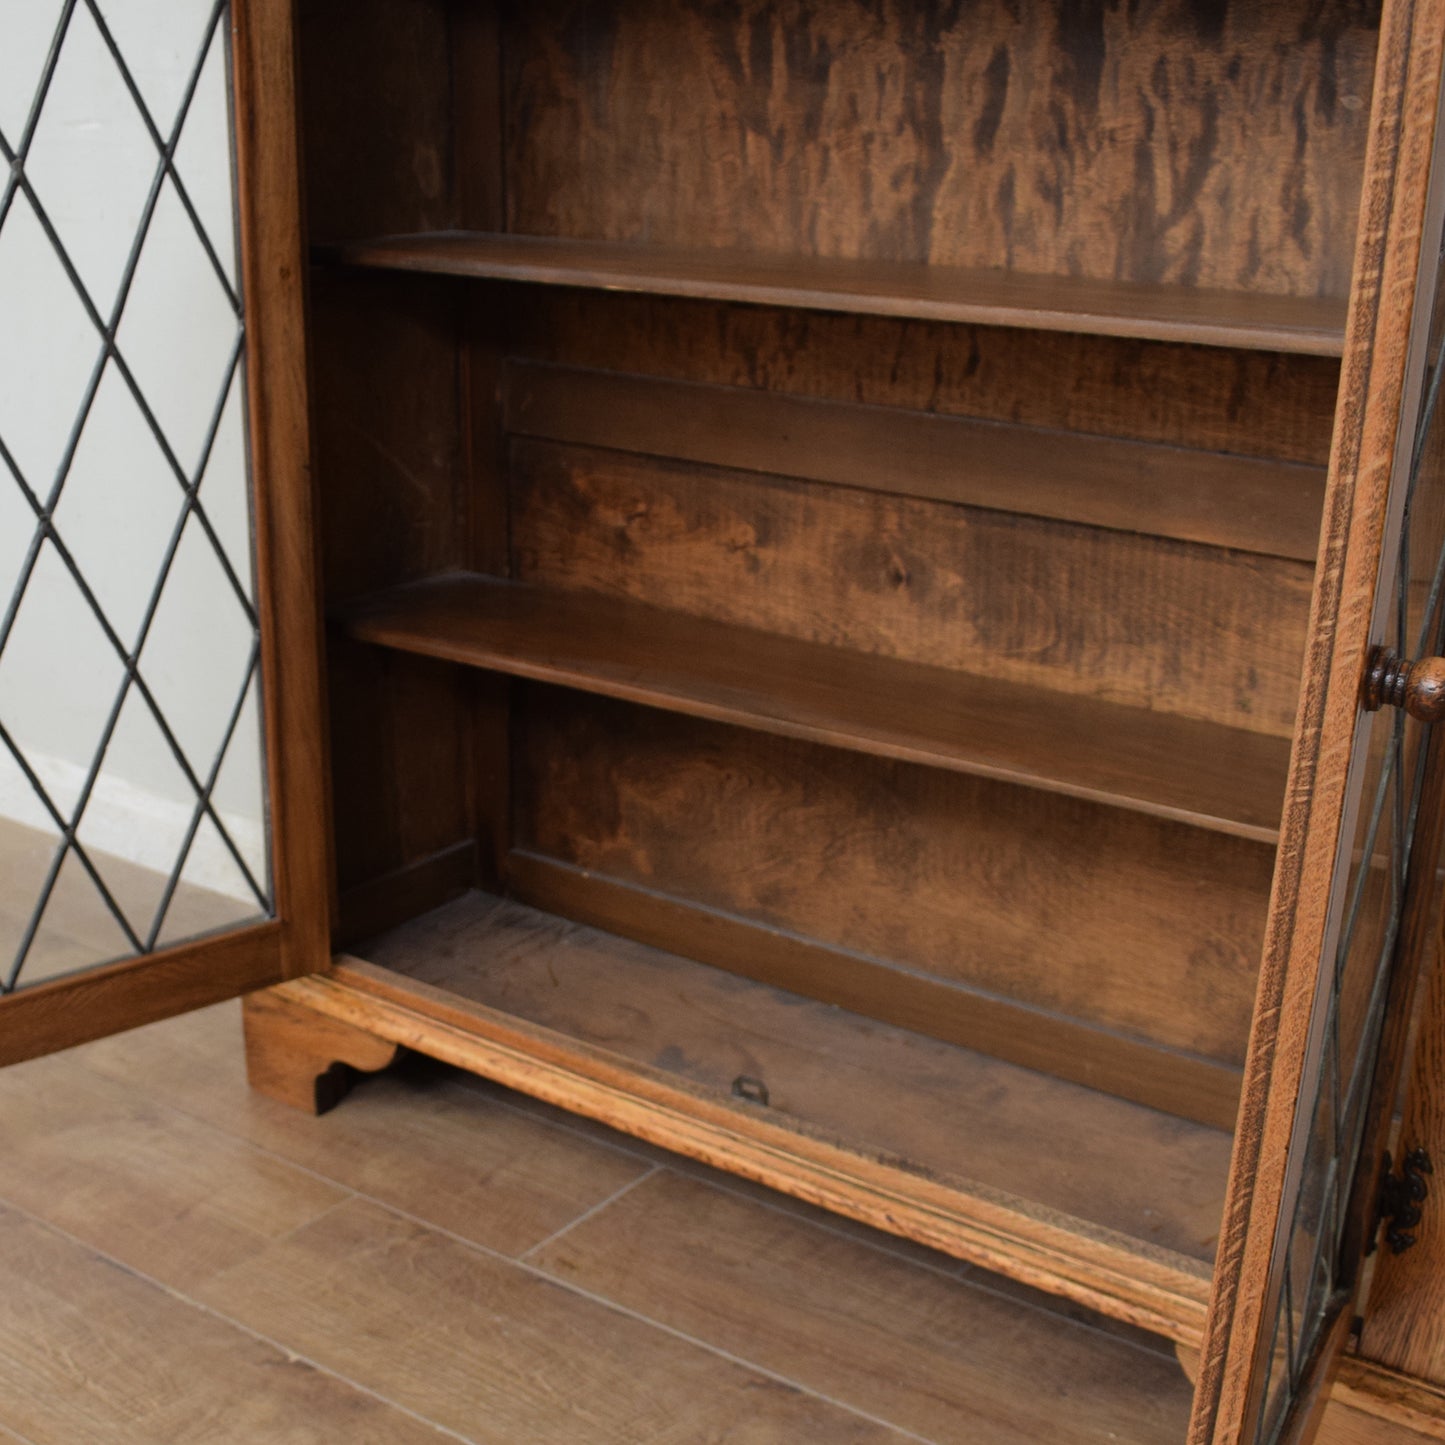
[0,0,329,1067]
[1190,4,1445,1440]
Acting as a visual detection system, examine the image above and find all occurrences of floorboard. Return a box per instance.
[0,957,1195,1442]
[0,1048,344,1294]
[195,1194,914,1444]
[76,1000,657,1259]
[0,1201,453,1445]
[531,1168,1193,1445]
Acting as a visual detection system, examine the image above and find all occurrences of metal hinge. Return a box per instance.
[1373,1148,1434,1255]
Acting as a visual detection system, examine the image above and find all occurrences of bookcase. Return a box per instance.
[8,1,1445,1440]
[279,2,1445,1438]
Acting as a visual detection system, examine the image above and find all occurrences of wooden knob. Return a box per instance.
[1362,647,1445,721]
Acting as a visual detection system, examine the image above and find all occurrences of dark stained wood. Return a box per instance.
[503,1,1375,303]
[506,849,1245,1129]
[459,284,515,893]
[1358,911,1445,1385]
[297,0,456,241]
[504,361,1327,561]
[505,290,1343,468]
[0,924,283,1067]
[159,0,1445,1437]
[509,439,1313,738]
[1189,3,1445,1439]
[308,270,466,605]
[342,572,1293,839]
[242,987,402,1114]
[448,4,505,233]
[326,232,1350,355]
[1362,649,1445,719]
[336,839,477,949]
[512,689,1273,1069]
[305,263,479,922]
[347,887,1232,1274]
[325,641,477,898]
[232,0,332,982]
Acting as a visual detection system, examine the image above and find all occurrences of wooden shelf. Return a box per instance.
[339,574,1292,842]
[330,887,1226,1340]
[316,231,1349,356]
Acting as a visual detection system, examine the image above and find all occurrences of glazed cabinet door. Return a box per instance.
[1191,7,1445,1443]
[0,0,328,1063]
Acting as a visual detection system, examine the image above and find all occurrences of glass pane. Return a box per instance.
[0,0,271,992]
[1250,229,1445,1444]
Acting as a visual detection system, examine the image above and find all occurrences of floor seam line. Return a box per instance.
[519,1162,661,1262]
[366,1195,941,1445]
[0,1197,478,1445]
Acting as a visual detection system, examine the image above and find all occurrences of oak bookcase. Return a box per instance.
[8,1,1445,1440]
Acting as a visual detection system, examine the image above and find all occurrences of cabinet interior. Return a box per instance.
[297,0,1380,1350]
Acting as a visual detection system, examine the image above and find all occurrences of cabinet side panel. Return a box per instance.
[298,0,457,238]
[306,270,481,918]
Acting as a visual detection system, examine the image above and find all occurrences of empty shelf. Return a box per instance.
[339,574,1292,842]
[317,231,1348,356]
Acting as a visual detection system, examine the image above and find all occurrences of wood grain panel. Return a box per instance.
[514,689,1273,1065]
[510,438,1315,736]
[307,266,480,913]
[504,0,1376,295]
[531,1169,1193,1445]
[197,1196,910,1443]
[506,290,1343,467]
[349,889,1232,1268]
[504,361,1327,560]
[336,839,478,947]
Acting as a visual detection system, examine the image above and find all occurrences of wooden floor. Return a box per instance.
[0,994,1196,1443]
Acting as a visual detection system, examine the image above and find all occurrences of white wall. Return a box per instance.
[0,0,267,902]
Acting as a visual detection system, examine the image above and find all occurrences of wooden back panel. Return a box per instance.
[504,0,1377,294]
[295,1,1378,1129]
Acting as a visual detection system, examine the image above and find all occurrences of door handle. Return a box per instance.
[1362,646,1445,720]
